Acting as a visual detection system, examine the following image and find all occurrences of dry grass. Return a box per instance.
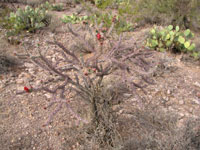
[118,106,200,150]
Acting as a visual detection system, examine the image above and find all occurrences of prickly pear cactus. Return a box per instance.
[146,25,198,58]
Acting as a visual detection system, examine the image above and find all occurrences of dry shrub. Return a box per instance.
[133,0,200,31]
[118,105,200,150]
[0,55,20,74]
[18,20,157,148]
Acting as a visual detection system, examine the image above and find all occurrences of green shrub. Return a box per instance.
[146,25,199,58]
[51,3,64,11]
[62,14,89,24]
[40,1,64,11]
[39,1,52,10]
[94,0,127,9]
[133,0,200,30]
[94,0,113,9]
[0,6,13,30]
[89,12,134,34]
[7,6,50,35]
[73,0,82,4]
[118,0,133,15]
[89,12,113,27]
[115,16,134,33]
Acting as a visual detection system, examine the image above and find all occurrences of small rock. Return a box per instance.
[45,93,52,99]
[52,57,56,63]
[0,84,4,89]
[123,93,132,97]
[24,62,35,68]
[189,108,193,113]
[16,78,24,84]
[192,99,200,105]
[119,109,123,114]
[28,68,35,74]
[167,89,171,95]
[35,80,41,86]
[179,113,185,117]
[17,86,24,91]
[194,82,200,88]
[179,100,184,105]
[163,96,169,101]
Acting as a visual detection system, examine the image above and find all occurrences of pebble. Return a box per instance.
[123,93,132,97]
[35,80,41,86]
[189,108,193,113]
[163,96,169,101]
[179,100,184,105]
[167,89,171,95]
[52,57,56,63]
[179,113,185,117]
[28,68,35,74]
[0,84,4,89]
[44,93,52,99]
[192,99,200,105]
[194,82,200,88]
[24,63,35,68]
[119,109,123,114]
[16,78,24,84]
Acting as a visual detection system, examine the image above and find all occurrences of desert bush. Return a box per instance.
[39,1,52,10]
[93,0,127,9]
[40,1,64,11]
[95,12,133,32]
[0,5,13,29]
[51,3,64,11]
[0,0,18,2]
[87,11,134,34]
[6,6,51,35]
[119,107,200,150]
[73,0,82,4]
[0,5,21,44]
[94,0,113,9]
[62,14,89,24]
[81,0,134,34]
[146,25,200,59]
[132,0,200,30]
[61,11,134,34]
[0,55,19,74]
[17,22,156,148]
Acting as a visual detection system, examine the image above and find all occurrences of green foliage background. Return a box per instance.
[132,0,200,30]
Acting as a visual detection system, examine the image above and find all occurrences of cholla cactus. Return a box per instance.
[18,23,156,145]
